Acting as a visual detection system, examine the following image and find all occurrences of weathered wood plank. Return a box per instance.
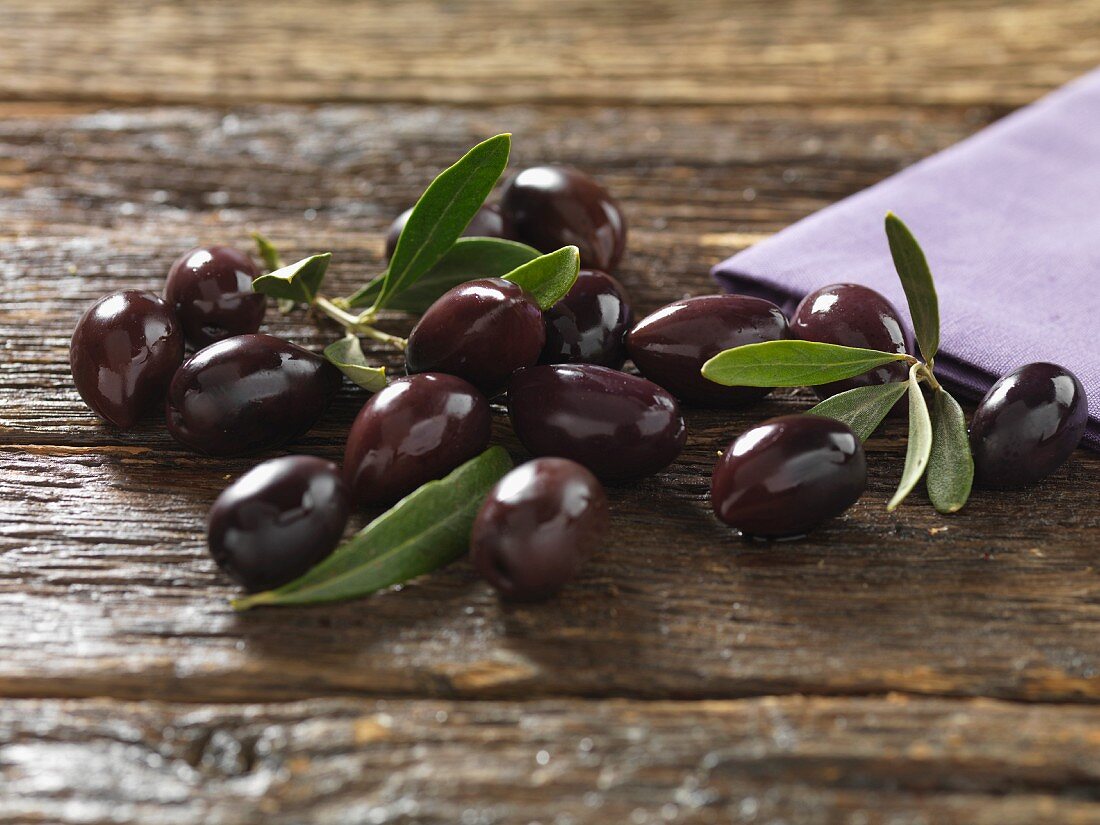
[4,695,1100,825]
[1,0,1098,107]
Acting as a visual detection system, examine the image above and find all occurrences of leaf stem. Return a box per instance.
[314,295,407,349]
[917,361,942,392]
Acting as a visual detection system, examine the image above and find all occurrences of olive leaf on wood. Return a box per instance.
[251,232,296,313]
[885,212,940,362]
[701,340,910,388]
[252,253,332,305]
[371,133,512,312]
[232,446,514,610]
[345,237,540,312]
[927,387,974,513]
[806,380,909,441]
[323,335,388,392]
[887,363,934,511]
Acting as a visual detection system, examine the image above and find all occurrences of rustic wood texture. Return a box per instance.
[2,1,1100,822]
[5,695,1100,825]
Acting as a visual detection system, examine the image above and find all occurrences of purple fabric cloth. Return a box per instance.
[712,69,1100,451]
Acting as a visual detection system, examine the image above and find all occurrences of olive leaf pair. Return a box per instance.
[702,214,974,514]
[249,134,581,391]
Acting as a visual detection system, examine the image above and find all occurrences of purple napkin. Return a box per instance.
[712,69,1100,451]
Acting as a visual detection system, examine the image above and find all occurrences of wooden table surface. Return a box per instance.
[3,2,1100,823]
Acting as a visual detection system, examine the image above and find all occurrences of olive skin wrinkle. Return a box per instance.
[343,373,492,507]
[711,415,866,538]
[541,269,633,369]
[385,203,514,261]
[790,283,914,397]
[969,362,1088,489]
[471,458,610,602]
[406,278,545,395]
[207,456,350,592]
[508,364,686,482]
[627,294,789,406]
[500,166,627,272]
[70,290,185,429]
[165,333,342,456]
[165,245,266,348]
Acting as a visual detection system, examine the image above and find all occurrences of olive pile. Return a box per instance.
[70,164,1089,603]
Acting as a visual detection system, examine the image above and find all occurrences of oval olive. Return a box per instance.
[626,294,789,406]
[166,333,342,456]
[405,277,545,395]
[500,165,627,272]
[508,364,686,482]
[541,269,633,369]
[165,245,265,348]
[969,362,1088,489]
[343,373,492,506]
[384,203,514,261]
[471,458,609,601]
[711,415,866,538]
[790,283,913,397]
[208,456,350,592]
[70,290,185,429]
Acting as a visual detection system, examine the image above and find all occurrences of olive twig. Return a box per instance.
[313,295,407,349]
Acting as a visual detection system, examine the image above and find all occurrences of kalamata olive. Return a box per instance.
[627,295,789,406]
[969,362,1088,489]
[791,284,914,397]
[541,269,633,369]
[343,373,492,506]
[384,204,514,261]
[500,166,627,272]
[70,290,185,429]
[405,278,545,394]
[207,456,350,592]
[165,245,265,348]
[508,364,685,482]
[166,333,342,456]
[471,458,609,601]
[711,415,866,538]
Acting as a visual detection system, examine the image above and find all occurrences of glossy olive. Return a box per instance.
[405,278,545,394]
[791,283,914,397]
[969,362,1088,489]
[70,290,185,429]
[165,245,265,348]
[712,415,866,538]
[541,269,633,369]
[166,333,342,456]
[471,458,609,601]
[208,456,350,592]
[500,166,627,271]
[343,373,492,506]
[627,294,789,406]
[508,364,686,482]
[384,203,514,261]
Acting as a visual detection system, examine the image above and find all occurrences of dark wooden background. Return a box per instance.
[2,2,1100,823]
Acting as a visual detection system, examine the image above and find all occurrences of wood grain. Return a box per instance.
[1,0,1098,107]
[4,695,1100,824]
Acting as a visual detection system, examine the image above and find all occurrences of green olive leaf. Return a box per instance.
[373,134,512,311]
[885,212,940,362]
[323,335,388,392]
[701,340,910,388]
[502,245,580,310]
[886,364,933,511]
[806,380,908,441]
[232,446,514,610]
[251,253,331,305]
[344,237,540,312]
[927,387,974,513]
